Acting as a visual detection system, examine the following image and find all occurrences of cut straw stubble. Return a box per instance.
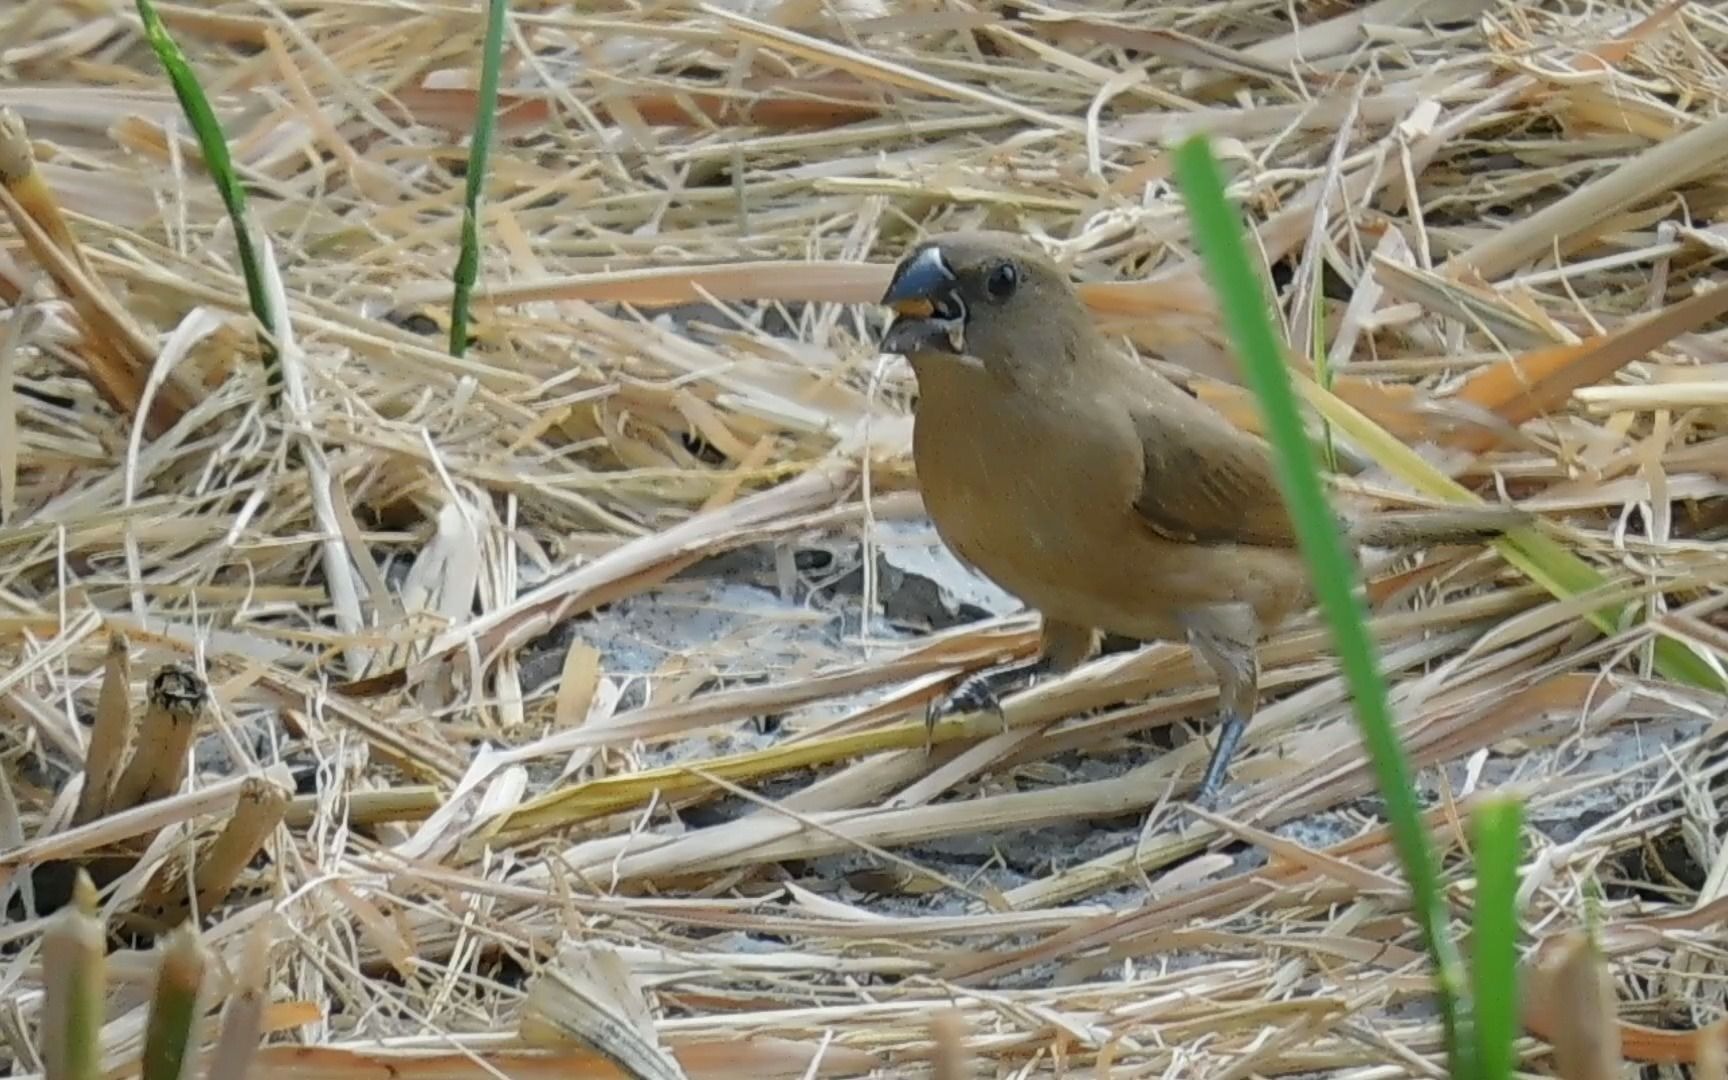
[0,107,195,436]
[1535,932,1620,1080]
[73,631,134,826]
[131,774,290,934]
[206,920,271,1080]
[108,664,207,812]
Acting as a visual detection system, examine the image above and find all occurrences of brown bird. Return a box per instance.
[878,230,1525,801]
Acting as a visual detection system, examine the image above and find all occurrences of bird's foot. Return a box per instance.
[925,672,1008,735]
[1188,777,1236,815]
[924,658,1050,743]
[1190,783,1222,814]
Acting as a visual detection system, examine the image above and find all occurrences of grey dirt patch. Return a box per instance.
[499,520,1706,944]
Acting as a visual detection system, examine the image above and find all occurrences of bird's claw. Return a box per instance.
[925,674,1009,736]
[1189,778,1228,814]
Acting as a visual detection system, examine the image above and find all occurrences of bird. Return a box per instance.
[877,230,1526,802]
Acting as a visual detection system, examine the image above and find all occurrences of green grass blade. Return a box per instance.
[1171,133,1473,1076]
[132,0,276,376]
[140,925,205,1080]
[1308,261,1338,472]
[1470,796,1524,1080]
[449,0,511,358]
[41,873,105,1080]
[1292,371,1724,691]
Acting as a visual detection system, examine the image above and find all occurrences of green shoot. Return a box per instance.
[1171,132,1473,1075]
[133,0,277,378]
[449,0,510,358]
[1470,797,1524,1080]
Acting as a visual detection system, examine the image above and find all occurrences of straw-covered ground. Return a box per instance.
[5,0,1728,1076]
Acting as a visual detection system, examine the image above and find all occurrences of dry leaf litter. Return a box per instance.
[4,0,1728,1077]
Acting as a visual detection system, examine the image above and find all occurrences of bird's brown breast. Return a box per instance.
[910,356,1311,641]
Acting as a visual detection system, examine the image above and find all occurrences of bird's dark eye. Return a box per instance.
[985,262,1020,300]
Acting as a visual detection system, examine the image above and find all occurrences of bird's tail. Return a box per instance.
[1347,506,1531,549]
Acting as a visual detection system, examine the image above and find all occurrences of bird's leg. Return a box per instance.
[1182,605,1262,807]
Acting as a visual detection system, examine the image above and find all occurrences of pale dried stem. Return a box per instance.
[4,1,1728,1076]
[72,631,133,826]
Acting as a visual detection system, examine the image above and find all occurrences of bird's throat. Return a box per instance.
[906,348,988,384]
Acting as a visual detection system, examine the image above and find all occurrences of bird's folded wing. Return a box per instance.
[1128,381,1300,548]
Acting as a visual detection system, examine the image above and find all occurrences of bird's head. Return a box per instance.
[878,231,1088,373]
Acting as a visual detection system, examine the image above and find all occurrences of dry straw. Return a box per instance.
[3,0,1728,1077]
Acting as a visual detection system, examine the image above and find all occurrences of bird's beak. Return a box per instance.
[880,245,966,357]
